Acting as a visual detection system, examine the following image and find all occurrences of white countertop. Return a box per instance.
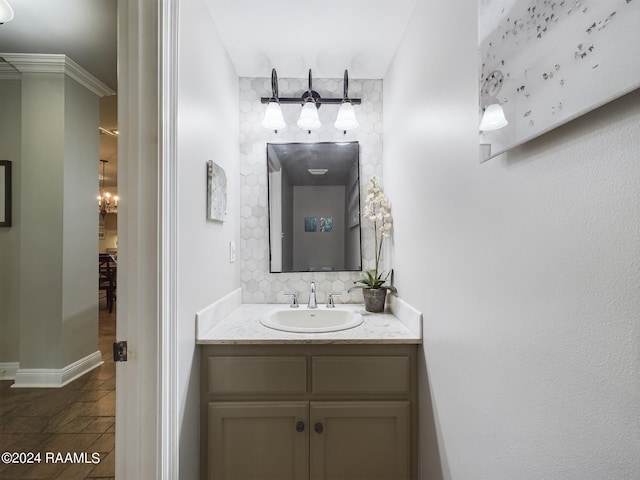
[196,303,422,345]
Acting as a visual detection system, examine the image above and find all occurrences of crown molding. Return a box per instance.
[0,53,115,97]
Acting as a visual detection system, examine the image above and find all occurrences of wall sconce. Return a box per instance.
[0,0,14,23]
[335,70,360,133]
[261,68,361,134]
[479,70,508,132]
[296,71,322,132]
[261,69,287,133]
[479,103,508,131]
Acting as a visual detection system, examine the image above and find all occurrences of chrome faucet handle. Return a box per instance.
[283,292,299,308]
[326,292,342,308]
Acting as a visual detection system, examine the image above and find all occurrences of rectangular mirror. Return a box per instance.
[267,142,361,273]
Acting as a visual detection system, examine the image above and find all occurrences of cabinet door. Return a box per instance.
[309,401,410,480]
[209,401,309,480]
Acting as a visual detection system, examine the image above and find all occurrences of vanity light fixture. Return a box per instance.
[261,68,361,134]
[0,0,14,23]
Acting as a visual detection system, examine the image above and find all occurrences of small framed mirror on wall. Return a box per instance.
[267,142,361,273]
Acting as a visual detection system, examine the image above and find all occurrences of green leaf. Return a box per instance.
[347,269,398,293]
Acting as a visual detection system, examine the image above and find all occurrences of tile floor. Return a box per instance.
[0,299,116,480]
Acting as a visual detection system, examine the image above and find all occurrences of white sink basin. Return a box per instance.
[260,308,363,333]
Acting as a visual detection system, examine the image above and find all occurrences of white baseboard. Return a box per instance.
[0,362,20,381]
[11,351,103,388]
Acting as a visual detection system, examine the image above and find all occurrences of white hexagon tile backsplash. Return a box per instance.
[239,76,384,304]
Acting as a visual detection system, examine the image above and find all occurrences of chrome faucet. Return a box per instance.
[326,292,341,308]
[308,282,317,309]
[284,292,299,308]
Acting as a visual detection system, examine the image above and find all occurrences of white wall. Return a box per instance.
[19,72,66,368]
[98,213,117,253]
[292,185,345,271]
[177,1,240,478]
[0,77,21,366]
[17,71,100,370]
[384,0,640,479]
[62,77,100,366]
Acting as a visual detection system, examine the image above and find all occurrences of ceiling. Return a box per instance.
[0,0,419,190]
[0,0,119,189]
[268,142,359,186]
[0,0,117,90]
[205,0,417,78]
[0,0,418,87]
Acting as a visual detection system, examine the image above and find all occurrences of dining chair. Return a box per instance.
[99,253,117,313]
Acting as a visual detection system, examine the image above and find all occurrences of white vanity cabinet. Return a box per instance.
[200,344,418,480]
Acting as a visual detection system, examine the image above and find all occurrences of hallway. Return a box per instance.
[0,303,115,479]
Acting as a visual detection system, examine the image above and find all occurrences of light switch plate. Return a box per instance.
[229,241,236,263]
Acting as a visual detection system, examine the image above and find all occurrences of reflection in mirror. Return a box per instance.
[267,142,361,273]
[479,0,640,162]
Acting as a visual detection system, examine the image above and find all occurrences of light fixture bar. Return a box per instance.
[262,68,361,134]
[260,69,361,105]
[261,97,361,105]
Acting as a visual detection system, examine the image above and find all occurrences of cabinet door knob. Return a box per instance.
[296,421,305,432]
[314,422,324,434]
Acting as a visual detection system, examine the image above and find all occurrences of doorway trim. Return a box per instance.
[115,0,180,478]
[159,0,180,478]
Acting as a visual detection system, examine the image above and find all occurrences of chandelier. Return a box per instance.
[98,160,118,217]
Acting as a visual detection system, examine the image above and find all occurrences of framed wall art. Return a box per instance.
[320,217,333,232]
[304,216,317,232]
[0,160,12,227]
[207,160,227,222]
[479,0,640,161]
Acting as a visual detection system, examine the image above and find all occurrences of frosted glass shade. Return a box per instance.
[261,101,286,131]
[0,0,14,22]
[334,102,359,131]
[297,101,321,131]
[479,103,508,131]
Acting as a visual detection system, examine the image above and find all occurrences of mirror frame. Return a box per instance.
[266,141,362,273]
